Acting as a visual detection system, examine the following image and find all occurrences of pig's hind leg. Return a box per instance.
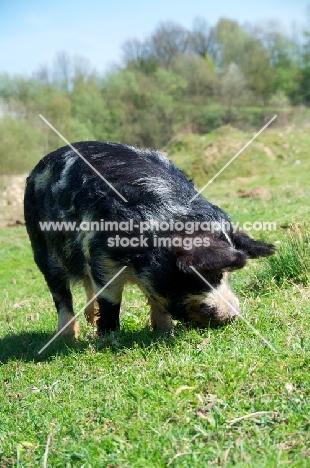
[33,243,79,337]
[52,279,79,338]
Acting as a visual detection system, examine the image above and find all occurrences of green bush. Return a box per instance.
[193,104,225,133]
[0,116,44,174]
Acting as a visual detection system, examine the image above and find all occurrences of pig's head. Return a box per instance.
[168,230,275,327]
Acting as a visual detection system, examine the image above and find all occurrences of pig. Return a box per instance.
[24,141,274,337]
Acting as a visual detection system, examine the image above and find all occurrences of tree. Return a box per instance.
[149,22,190,67]
[72,55,95,84]
[122,38,149,64]
[240,37,276,106]
[33,63,52,84]
[215,18,249,70]
[298,5,310,103]
[171,54,216,101]
[249,21,300,102]
[190,17,217,60]
[121,38,158,74]
[221,63,246,121]
[52,51,72,93]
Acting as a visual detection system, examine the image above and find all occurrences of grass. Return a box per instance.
[251,223,310,290]
[166,125,310,230]
[1,125,310,467]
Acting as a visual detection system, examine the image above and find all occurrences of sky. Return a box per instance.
[0,0,308,76]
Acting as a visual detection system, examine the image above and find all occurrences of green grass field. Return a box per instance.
[0,126,309,467]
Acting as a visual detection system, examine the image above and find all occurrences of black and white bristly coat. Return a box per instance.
[24,141,274,336]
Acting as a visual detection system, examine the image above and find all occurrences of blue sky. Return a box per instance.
[0,0,308,76]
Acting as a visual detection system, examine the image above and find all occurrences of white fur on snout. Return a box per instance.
[183,272,240,325]
[204,272,240,321]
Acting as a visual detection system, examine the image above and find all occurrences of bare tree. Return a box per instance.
[33,63,51,84]
[249,20,296,66]
[72,55,94,83]
[122,38,149,64]
[53,51,72,93]
[190,17,217,60]
[149,22,190,66]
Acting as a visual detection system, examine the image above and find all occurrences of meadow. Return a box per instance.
[0,125,309,467]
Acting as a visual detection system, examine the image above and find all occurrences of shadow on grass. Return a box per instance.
[0,326,182,364]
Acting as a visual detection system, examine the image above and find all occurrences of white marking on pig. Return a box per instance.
[34,166,52,192]
[133,177,188,218]
[57,308,79,338]
[52,152,78,192]
[222,229,233,247]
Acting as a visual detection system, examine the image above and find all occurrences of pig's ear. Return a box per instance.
[175,237,247,274]
[232,230,275,258]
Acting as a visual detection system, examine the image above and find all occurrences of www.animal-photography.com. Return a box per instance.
[1,1,309,467]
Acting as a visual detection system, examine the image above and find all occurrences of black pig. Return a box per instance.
[24,142,274,337]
